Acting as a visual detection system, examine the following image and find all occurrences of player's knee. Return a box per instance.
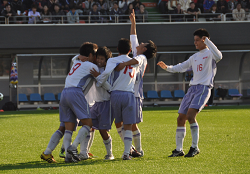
[177,114,186,124]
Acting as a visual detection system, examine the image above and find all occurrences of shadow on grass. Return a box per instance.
[0,158,124,171]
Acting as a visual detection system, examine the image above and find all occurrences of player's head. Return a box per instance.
[96,46,112,68]
[79,42,98,63]
[193,28,210,51]
[136,40,157,59]
[117,38,131,55]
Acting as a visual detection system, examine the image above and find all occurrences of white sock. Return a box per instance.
[80,132,90,154]
[176,127,186,151]
[190,122,199,149]
[103,136,112,156]
[123,130,132,156]
[133,129,142,152]
[64,130,73,158]
[72,125,90,150]
[116,126,124,142]
[87,129,95,153]
[44,130,63,155]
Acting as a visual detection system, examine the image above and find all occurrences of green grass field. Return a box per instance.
[0,106,250,173]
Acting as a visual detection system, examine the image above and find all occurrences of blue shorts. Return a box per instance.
[91,101,114,130]
[59,87,90,124]
[135,97,143,123]
[111,91,136,125]
[178,85,211,115]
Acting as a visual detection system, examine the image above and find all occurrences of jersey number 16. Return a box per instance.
[197,64,203,72]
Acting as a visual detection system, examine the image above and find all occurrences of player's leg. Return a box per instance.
[63,122,77,162]
[115,122,124,142]
[99,129,114,160]
[169,87,194,157]
[41,125,65,163]
[79,127,95,160]
[131,97,143,157]
[184,85,211,157]
[123,124,133,160]
[131,124,143,157]
[68,118,92,161]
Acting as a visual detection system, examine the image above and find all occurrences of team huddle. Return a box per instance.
[40,10,222,163]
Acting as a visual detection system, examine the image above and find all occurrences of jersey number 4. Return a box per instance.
[197,64,203,72]
[123,65,135,78]
[68,63,81,75]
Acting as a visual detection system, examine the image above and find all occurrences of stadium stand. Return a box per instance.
[174,90,185,99]
[228,89,242,98]
[160,90,173,99]
[57,93,61,101]
[29,93,42,102]
[43,93,57,102]
[18,93,29,102]
[147,90,160,99]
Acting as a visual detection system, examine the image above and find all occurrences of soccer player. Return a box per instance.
[40,53,90,163]
[157,29,222,157]
[60,42,100,162]
[90,38,137,160]
[88,47,115,160]
[114,9,157,157]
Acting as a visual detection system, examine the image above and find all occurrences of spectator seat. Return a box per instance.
[228,89,242,97]
[147,90,160,99]
[160,90,173,99]
[30,93,42,102]
[18,94,29,102]
[174,90,185,98]
[44,93,56,102]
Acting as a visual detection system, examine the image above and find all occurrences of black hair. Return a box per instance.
[5,4,10,8]
[92,3,98,7]
[140,4,145,8]
[113,2,118,6]
[70,4,76,10]
[117,38,131,54]
[79,42,98,57]
[143,40,157,59]
[96,46,112,62]
[190,2,195,5]
[193,28,210,39]
[31,4,37,9]
[54,3,60,8]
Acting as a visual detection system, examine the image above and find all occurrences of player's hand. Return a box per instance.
[157,61,168,70]
[90,68,100,77]
[202,36,207,42]
[79,56,88,62]
[115,62,127,71]
[129,9,136,23]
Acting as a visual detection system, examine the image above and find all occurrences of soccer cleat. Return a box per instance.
[88,152,94,159]
[67,145,80,161]
[140,150,144,157]
[78,152,89,161]
[104,154,115,160]
[122,154,132,160]
[59,148,65,158]
[184,147,200,157]
[40,152,57,163]
[65,157,78,163]
[130,148,142,157]
[168,149,185,157]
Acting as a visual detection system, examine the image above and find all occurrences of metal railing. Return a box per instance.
[0,13,249,24]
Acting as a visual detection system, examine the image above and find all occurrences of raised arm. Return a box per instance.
[204,37,222,63]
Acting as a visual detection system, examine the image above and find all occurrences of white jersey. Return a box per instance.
[130,34,147,99]
[165,38,222,87]
[92,67,111,102]
[65,59,99,93]
[96,55,137,93]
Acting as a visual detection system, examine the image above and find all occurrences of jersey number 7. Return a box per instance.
[123,65,135,78]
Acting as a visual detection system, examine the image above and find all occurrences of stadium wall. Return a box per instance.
[0,22,250,53]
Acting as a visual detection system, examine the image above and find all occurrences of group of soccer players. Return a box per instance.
[40,9,222,163]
